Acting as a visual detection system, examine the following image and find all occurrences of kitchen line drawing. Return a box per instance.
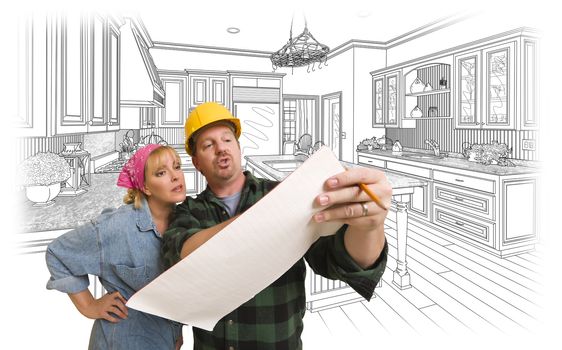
[10,5,547,349]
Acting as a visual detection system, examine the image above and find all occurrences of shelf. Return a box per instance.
[406,89,450,97]
[404,116,453,120]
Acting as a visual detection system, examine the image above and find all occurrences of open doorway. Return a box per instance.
[322,92,342,159]
[282,94,319,154]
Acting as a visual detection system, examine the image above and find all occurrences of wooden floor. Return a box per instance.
[300,218,544,349]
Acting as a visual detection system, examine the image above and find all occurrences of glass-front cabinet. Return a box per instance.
[454,41,516,130]
[482,41,515,129]
[455,51,480,128]
[373,77,384,125]
[387,73,398,126]
[372,70,400,128]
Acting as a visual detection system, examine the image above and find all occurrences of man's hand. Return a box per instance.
[313,166,392,268]
[69,290,129,323]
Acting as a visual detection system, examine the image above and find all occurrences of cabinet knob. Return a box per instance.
[88,120,94,126]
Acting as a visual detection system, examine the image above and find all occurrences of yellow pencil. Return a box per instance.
[359,182,388,211]
[343,165,387,211]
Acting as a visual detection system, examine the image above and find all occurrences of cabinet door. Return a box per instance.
[372,77,384,127]
[160,76,187,127]
[454,50,480,129]
[385,73,399,127]
[140,107,156,128]
[409,182,430,220]
[107,21,120,131]
[57,15,88,134]
[482,41,516,129]
[210,77,227,106]
[88,15,108,132]
[500,177,537,249]
[191,77,207,107]
[522,39,538,129]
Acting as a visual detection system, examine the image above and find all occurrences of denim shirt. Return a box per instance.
[46,199,181,350]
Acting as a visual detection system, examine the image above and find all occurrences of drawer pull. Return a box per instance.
[454,196,464,202]
[455,221,465,226]
[455,178,465,183]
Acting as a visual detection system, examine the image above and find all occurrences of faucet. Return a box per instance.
[425,138,440,156]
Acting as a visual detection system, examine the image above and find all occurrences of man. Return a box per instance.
[162,102,392,349]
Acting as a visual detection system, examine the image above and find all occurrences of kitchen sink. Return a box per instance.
[400,152,447,159]
[400,154,436,159]
[264,160,305,172]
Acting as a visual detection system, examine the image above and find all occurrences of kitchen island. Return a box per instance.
[245,153,426,311]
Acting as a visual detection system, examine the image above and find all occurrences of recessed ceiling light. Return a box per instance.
[357,10,371,18]
[227,27,240,34]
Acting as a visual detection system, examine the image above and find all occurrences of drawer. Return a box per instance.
[433,204,495,247]
[386,161,431,179]
[433,182,495,220]
[433,170,495,193]
[357,155,385,168]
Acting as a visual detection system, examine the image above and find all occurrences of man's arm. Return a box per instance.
[179,216,237,259]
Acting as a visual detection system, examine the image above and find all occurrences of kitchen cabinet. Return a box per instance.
[15,15,48,137]
[140,107,156,129]
[158,72,188,127]
[432,170,497,247]
[482,41,516,129]
[186,70,229,110]
[454,40,520,130]
[45,14,122,135]
[356,150,538,257]
[500,177,537,251]
[357,152,431,221]
[521,38,539,130]
[372,70,399,127]
[372,70,415,128]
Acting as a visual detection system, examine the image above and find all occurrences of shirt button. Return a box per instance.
[228,319,234,325]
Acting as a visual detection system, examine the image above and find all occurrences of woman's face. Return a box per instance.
[143,149,186,205]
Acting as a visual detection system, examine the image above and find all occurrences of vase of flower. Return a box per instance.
[18,152,71,207]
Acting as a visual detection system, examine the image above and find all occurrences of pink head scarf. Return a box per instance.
[117,144,162,190]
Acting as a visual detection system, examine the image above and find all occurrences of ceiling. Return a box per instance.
[137,0,467,53]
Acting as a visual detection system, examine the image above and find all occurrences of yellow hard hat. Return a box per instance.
[184,102,241,155]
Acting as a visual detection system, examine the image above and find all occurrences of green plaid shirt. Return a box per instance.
[162,171,388,350]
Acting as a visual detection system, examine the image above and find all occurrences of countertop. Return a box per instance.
[18,173,124,233]
[357,149,540,176]
[245,154,427,190]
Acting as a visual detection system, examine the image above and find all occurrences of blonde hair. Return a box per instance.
[122,145,181,209]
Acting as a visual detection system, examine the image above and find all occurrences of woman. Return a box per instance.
[46,144,186,349]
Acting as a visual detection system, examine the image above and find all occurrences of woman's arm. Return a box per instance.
[68,289,128,323]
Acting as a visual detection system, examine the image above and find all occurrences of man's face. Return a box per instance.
[191,124,242,186]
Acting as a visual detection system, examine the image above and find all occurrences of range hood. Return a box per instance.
[120,18,165,108]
